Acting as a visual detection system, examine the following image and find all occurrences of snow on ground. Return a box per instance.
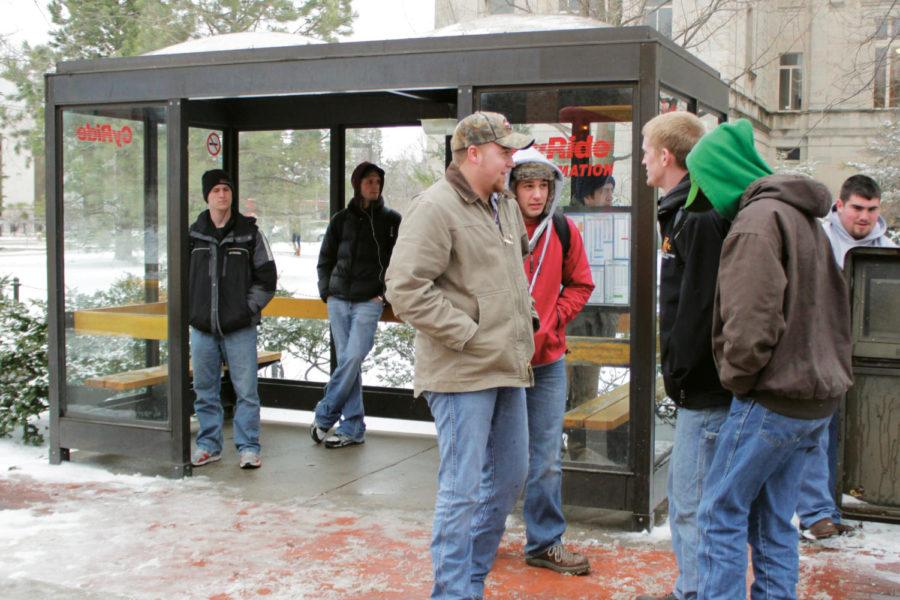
[0,427,432,599]
[2,424,900,599]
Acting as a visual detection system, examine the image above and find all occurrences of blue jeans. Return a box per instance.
[191,325,261,454]
[796,412,841,528]
[697,398,829,600]
[668,405,729,600]
[314,297,383,441]
[523,358,567,556]
[426,387,529,600]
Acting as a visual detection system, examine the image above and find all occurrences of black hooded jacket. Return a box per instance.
[189,210,276,335]
[658,175,732,409]
[317,162,402,302]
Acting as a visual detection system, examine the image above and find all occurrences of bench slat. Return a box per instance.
[83,350,281,391]
[563,376,667,432]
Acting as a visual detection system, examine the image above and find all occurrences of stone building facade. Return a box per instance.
[435,0,899,204]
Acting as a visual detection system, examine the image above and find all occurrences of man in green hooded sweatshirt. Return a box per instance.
[686,120,853,600]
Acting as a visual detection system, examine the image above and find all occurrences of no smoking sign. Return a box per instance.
[206,132,221,157]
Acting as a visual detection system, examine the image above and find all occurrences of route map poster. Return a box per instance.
[566,212,630,305]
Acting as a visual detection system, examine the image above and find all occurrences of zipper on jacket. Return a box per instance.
[366,209,386,290]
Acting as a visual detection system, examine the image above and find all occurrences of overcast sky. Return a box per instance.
[0,0,435,46]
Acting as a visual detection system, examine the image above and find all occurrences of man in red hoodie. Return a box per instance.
[508,147,595,575]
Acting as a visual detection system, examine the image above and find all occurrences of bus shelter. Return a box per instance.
[45,26,729,529]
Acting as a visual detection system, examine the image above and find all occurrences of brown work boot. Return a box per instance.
[635,594,676,600]
[525,544,590,575]
[806,517,855,540]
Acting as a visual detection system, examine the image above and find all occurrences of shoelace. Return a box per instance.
[547,545,574,563]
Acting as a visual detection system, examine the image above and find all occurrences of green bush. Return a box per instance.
[0,283,49,445]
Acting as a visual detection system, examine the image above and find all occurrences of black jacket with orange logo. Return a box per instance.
[658,175,731,409]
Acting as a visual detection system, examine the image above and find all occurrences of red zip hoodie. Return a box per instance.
[524,217,594,366]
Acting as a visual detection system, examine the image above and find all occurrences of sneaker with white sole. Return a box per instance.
[324,433,364,449]
[239,450,261,469]
[191,448,221,467]
[310,420,329,444]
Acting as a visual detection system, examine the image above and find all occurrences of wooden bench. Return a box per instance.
[71,297,402,341]
[564,376,667,431]
[563,376,667,463]
[83,350,282,391]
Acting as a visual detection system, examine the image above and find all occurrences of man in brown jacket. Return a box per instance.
[683,120,853,600]
[385,112,535,600]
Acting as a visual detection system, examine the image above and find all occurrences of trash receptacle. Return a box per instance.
[842,248,900,509]
[843,371,899,507]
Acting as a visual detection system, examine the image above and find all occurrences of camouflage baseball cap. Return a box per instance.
[450,112,534,152]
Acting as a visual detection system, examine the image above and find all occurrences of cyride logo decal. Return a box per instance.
[75,123,133,147]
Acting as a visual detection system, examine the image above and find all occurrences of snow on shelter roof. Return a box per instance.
[423,14,610,37]
[144,31,322,55]
[143,15,608,57]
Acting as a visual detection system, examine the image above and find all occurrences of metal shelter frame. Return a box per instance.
[46,26,729,529]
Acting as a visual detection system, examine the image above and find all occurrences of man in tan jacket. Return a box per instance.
[385,112,535,600]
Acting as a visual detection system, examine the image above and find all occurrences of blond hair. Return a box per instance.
[641,111,705,170]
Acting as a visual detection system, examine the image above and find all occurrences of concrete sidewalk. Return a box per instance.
[0,419,898,599]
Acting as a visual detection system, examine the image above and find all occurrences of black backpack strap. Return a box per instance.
[551,211,571,257]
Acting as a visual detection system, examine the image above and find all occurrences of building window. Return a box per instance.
[777,146,801,161]
[778,53,803,110]
[487,0,514,14]
[644,1,672,38]
[874,18,899,108]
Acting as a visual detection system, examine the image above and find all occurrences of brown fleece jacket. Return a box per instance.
[713,175,852,419]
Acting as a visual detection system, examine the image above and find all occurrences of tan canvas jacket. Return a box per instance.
[385,163,536,397]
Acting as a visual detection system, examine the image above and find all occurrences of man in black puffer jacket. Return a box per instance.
[188,169,276,470]
[313,161,401,449]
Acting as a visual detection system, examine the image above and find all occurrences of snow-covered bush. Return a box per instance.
[0,278,48,445]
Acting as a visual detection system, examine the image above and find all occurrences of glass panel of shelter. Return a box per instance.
[478,85,635,469]
[652,87,695,466]
[697,104,725,131]
[230,124,442,391]
[238,129,331,385]
[188,127,224,218]
[650,91,726,467]
[342,125,443,391]
[61,105,170,425]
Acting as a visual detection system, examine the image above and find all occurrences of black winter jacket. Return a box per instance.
[189,210,277,335]
[317,197,401,302]
[658,175,732,409]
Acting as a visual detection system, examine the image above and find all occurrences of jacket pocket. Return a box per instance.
[188,247,212,332]
[219,247,253,333]
[458,290,519,378]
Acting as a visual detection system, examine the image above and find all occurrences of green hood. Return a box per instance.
[685,119,772,221]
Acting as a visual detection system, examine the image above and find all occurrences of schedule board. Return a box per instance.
[566,212,630,305]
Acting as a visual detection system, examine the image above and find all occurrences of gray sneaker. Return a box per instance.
[238,450,261,469]
[191,447,221,467]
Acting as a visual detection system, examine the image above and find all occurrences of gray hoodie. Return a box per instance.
[821,208,896,268]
